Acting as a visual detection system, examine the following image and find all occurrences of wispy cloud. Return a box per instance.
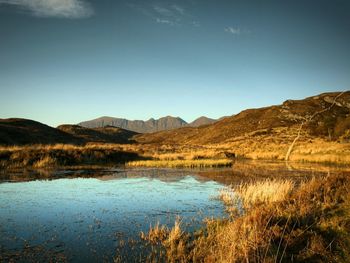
[172,4,185,15]
[129,2,199,27]
[225,27,241,35]
[156,18,174,26]
[0,0,94,18]
[225,26,250,36]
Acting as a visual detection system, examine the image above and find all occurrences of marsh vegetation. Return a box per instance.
[143,173,350,262]
[126,159,233,168]
[0,159,349,262]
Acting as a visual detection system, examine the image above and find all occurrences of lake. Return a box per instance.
[0,161,348,262]
[0,169,226,262]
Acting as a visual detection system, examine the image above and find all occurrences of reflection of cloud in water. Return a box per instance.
[97,168,215,184]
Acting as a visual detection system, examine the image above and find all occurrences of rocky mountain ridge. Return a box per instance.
[78,116,217,133]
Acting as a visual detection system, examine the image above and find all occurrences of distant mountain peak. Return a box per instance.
[78,115,217,133]
[78,116,188,133]
[189,116,217,127]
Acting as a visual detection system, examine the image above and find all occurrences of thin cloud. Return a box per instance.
[0,0,94,18]
[128,1,199,27]
[156,18,174,25]
[171,4,185,15]
[152,4,186,26]
[225,27,241,35]
[225,26,251,36]
[153,6,173,17]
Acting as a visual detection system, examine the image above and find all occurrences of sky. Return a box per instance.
[0,0,349,127]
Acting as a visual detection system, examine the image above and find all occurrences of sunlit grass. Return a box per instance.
[143,174,350,262]
[236,179,294,207]
[0,143,141,169]
[126,159,233,168]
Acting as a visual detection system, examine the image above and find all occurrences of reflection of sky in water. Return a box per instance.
[0,174,225,262]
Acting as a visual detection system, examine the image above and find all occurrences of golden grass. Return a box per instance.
[143,174,350,262]
[1,128,349,169]
[0,143,142,169]
[219,179,295,208]
[141,218,188,263]
[236,179,294,207]
[33,156,58,168]
[132,126,350,165]
[198,126,349,165]
[126,159,233,168]
[140,222,168,244]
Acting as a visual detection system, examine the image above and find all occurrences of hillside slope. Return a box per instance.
[189,116,217,127]
[58,125,138,144]
[135,92,350,145]
[0,119,83,145]
[0,119,139,146]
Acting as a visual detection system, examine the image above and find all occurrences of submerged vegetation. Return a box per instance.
[142,174,350,262]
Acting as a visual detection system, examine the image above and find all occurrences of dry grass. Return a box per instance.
[32,156,58,168]
[1,128,349,169]
[126,159,233,168]
[144,174,350,262]
[141,218,189,263]
[133,127,350,166]
[219,179,294,209]
[0,143,142,169]
[215,130,350,164]
[141,222,168,245]
[236,179,294,208]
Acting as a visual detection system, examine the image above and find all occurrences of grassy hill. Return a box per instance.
[57,125,138,144]
[1,91,349,167]
[0,118,83,146]
[135,91,350,145]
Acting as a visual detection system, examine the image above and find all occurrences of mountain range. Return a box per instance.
[78,116,217,133]
[0,91,349,146]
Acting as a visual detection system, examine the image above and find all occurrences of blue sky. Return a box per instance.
[0,0,349,127]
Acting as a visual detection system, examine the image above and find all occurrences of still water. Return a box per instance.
[1,161,348,262]
[0,169,226,262]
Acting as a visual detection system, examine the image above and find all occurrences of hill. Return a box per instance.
[135,91,350,145]
[78,115,216,133]
[1,91,349,165]
[189,116,216,127]
[0,119,139,146]
[0,118,83,146]
[57,125,138,144]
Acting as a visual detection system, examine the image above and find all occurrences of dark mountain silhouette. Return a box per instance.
[135,91,350,145]
[0,118,84,145]
[57,125,138,144]
[0,119,139,146]
[78,115,216,133]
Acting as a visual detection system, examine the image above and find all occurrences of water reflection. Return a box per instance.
[0,172,225,262]
[1,160,349,262]
[198,160,350,185]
